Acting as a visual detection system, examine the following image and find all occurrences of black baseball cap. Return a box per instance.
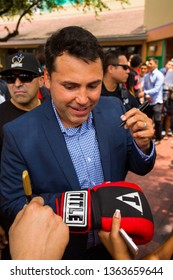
[0,52,42,76]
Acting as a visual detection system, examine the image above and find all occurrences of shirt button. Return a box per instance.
[87,157,92,162]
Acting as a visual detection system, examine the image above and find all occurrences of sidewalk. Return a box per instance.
[126,136,173,258]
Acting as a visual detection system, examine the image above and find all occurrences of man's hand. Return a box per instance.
[140,92,153,103]
[120,108,154,154]
[9,197,69,260]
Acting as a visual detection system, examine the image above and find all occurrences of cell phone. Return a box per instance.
[119,228,139,256]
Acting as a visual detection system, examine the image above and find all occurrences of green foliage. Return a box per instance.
[0,0,130,41]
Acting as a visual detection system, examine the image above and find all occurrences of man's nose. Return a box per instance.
[75,89,88,104]
[14,77,23,86]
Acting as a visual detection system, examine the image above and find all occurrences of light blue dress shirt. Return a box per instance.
[51,100,104,189]
[143,68,164,105]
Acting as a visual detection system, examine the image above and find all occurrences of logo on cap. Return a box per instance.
[11,54,25,69]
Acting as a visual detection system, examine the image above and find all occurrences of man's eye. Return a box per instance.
[88,84,99,90]
[64,84,77,90]
[64,85,75,90]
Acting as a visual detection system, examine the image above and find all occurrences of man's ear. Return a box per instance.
[44,67,50,89]
[38,75,45,88]
[108,64,116,74]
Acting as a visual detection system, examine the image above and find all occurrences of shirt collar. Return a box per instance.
[51,98,93,136]
[151,68,157,75]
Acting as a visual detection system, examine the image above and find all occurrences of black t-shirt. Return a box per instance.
[101,83,139,111]
[0,100,27,155]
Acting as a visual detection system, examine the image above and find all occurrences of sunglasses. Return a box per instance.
[111,64,130,70]
[2,73,39,84]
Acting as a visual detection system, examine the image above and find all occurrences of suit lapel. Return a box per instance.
[41,99,80,190]
[93,106,111,181]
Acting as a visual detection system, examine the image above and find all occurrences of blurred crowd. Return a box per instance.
[126,55,173,145]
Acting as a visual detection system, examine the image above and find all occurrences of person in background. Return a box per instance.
[126,54,142,103]
[161,61,173,139]
[0,52,44,156]
[141,57,164,145]
[0,26,155,260]
[160,60,173,76]
[35,44,50,101]
[138,62,149,104]
[139,62,148,90]
[0,52,44,259]
[0,64,10,103]
[101,49,139,111]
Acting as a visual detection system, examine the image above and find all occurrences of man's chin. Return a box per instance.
[66,116,89,128]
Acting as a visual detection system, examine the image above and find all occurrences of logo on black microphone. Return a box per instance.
[116,192,143,215]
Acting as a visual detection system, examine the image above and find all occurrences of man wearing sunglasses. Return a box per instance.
[0,52,44,259]
[0,52,44,156]
[101,49,139,111]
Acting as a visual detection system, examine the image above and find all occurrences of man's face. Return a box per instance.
[140,65,148,77]
[147,60,157,72]
[166,61,173,71]
[7,71,42,106]
[111,55,130,83]
[45,52,103,128]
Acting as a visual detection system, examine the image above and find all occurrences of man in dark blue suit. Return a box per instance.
[0,26,156,260]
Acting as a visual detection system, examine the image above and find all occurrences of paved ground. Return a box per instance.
[126,136,173,259]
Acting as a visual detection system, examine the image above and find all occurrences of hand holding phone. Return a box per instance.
[119,228,139,256]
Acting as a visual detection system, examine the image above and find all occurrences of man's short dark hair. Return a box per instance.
[45,26,104,75]
[140,62,148,67]
[148,57,158,64]
[130,54,142,68]
[103,49,126,73]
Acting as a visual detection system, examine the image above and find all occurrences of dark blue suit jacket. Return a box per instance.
[0,96,156,259]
